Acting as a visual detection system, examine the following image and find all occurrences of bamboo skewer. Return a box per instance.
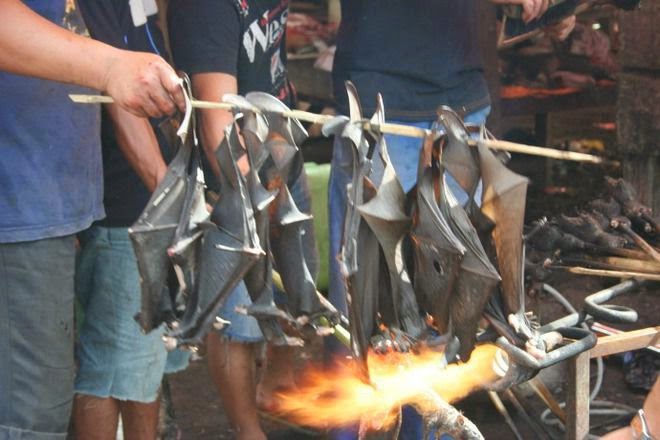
[592,256,660,274]
[612,220,660,264]
[550,265,660,281]
[529,377,567,424]
[488,391,524,440]
[562,256,660,275]
[477,138,618,165]
[69,94,619,166]
[590,245,653,261]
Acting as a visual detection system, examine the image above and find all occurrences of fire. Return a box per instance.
[275,343,499,430]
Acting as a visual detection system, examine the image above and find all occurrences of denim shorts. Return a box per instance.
[215,281,264,343]
[75,226,168,403]
[164,348,191,374]
[0,235,77,440]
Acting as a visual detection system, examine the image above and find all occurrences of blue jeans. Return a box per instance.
[326,108,490,439]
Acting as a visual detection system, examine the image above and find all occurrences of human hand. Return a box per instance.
[517,0,550,23]
[103,49,185,118]
[544,15,576,41]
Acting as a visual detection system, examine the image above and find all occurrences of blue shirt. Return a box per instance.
[0,0,103,243]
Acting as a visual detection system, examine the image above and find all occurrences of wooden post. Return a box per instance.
[566,351,590,440]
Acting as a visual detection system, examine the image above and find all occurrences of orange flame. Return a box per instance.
[275,344,499,430]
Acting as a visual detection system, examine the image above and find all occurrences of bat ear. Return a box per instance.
[245,92,308,147]
[345,81,363,121]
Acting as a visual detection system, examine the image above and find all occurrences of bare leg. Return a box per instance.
[257,344,297,411]
[72,394,120,440]
[120,400,160,440]
[207,332,266,440]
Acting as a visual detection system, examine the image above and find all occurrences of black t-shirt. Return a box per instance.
[333,0,490,121]
[168,0,293,105]
[78,2,174,227]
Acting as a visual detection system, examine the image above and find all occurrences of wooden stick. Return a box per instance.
[591,322,660,355]
[529,377,567,423]
[69,94,617,165]
[506,388,554,440]
[595,256,660,274]
[620,224,660,264]
[590,245,654,261]
[589,326,660,359]
[550,265,660,281]
[488,391,524,440]
[475,138,619,166]
[562,256,660,275]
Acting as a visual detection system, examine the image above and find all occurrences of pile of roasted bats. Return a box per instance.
[526,176,660,281]
[128,80,600,439]
[129,79,336,349]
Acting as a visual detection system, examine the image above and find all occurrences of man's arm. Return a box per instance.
[105,105,168,192]
[168,0,248,175]
[75,1,168,190]
[490,0,550,23]
[0,0,184,117]
[490,0,576,40]
[191,72,246,177]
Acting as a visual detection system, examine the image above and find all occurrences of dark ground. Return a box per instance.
[167,108,658,439]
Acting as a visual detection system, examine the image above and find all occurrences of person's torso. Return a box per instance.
[0,0,103,243]
[167,0,294,193]
[78,1,174,227]
[333,0,489,120]
[235,0,292,103]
